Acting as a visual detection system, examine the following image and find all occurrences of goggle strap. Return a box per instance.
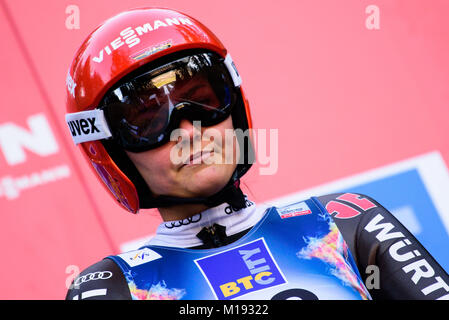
[65,109,112,145]
[224,53,242,87]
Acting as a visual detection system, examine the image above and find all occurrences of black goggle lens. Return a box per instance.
[101,52,238,152]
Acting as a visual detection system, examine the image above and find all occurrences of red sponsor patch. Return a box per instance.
[326,193,377,219]
[280,209,312,219]
[326,201,361,219]
[278,201,312,219]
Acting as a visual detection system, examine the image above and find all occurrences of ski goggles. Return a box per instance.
[66,52,242,152]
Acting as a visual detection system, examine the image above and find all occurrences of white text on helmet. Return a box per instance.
[93,17,194,64]
[66,72,77,98]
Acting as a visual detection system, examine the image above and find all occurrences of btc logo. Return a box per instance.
[195,238,286,300]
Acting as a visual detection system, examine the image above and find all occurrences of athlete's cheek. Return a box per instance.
[126,146,174,185]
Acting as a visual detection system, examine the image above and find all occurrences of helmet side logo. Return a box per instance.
[66,72,77,98]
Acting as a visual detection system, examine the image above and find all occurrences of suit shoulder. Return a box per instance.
[65,258,131,300]
[315,192,381,207]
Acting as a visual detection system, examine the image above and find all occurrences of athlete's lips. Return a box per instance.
[181,149,214,167]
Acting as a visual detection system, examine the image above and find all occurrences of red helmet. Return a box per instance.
[65,7,253,213]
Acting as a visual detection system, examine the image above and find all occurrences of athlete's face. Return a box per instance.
[125,79,239,200]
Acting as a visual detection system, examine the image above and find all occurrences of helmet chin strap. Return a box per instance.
[143,173,248,210]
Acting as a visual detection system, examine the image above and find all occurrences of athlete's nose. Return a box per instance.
[178,118,202,142]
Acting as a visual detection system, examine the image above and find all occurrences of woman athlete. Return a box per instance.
[64,8,449,300]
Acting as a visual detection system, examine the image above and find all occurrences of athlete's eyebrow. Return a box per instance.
[182,84,206,98]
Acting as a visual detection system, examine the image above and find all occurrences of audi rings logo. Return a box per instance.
[165,213,202,229]
[74,271,113,286]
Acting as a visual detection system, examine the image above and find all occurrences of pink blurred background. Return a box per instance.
[0,0,448,299]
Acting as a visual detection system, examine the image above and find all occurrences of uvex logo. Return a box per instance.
[66,110,112,144]
[68,118,100,137]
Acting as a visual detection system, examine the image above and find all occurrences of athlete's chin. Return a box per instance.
[182,164,235,197]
